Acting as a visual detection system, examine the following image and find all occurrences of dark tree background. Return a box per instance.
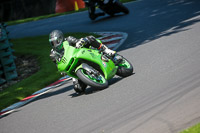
[0,0,57,22]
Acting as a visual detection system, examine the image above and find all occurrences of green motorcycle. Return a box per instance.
[57,39,133,93]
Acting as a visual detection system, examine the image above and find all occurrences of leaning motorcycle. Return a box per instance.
[84,0,129,20]
[57,39,133,93]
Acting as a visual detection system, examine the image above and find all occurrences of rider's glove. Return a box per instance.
[76,38,87,48]
[50,49,62,62]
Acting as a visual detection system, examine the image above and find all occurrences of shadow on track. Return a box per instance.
[69,72,135,97]
[69,76,124,97]
[28,76,126,100]
[116,0,200,51]
[90,13,126,23]
[30,84,74,102]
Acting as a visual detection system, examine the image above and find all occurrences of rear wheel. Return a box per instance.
[116,56,133,77]
[76,64,108,89]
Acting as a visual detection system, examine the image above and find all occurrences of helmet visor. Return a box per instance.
[49,37,59,47]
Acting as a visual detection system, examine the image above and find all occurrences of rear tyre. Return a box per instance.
[116,56,133,77]
[76,65,108,89]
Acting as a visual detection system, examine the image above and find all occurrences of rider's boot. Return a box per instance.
[72,78,87,93]
[100,44,116,57]
[99,44,124,65]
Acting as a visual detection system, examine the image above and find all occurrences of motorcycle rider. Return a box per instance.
[84,0,105,20]
[49,30,116,92]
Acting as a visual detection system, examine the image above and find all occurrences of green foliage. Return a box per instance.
[7,8,87,26]
[6,0,135,26]
[180,123,200,133]
[0,32,100,110]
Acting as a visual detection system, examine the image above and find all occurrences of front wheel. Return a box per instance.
[76,65,108,89]
[116,55,133,77]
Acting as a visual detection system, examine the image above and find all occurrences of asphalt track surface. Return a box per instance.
[1,0,200,133]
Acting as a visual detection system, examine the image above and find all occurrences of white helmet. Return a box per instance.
[49,30,64,49]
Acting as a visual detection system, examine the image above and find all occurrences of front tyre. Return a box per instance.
[116,56,133,77]
[76,66,108,89]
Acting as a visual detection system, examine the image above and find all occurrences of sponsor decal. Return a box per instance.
[102,61,107,67]
[62,57,67,63]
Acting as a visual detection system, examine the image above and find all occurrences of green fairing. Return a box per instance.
[57,41,117,80]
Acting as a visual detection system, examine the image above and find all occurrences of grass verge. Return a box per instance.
[6,0,135,26]
[6,8,87,26]
[180,123,200,133]
[0,32,100,111]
